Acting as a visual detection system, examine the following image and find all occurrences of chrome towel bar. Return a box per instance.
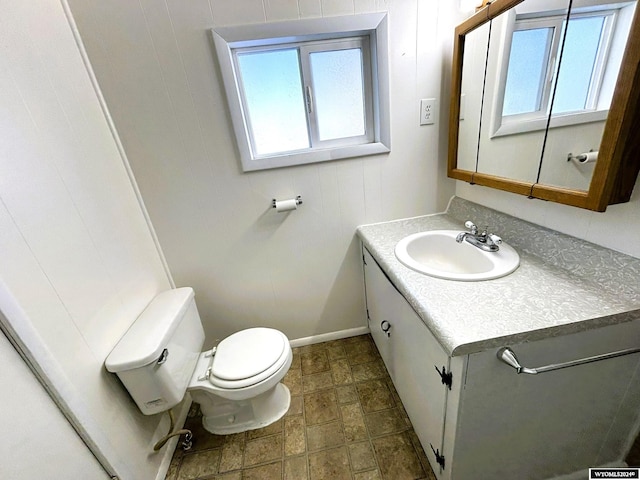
[497,346,640,375]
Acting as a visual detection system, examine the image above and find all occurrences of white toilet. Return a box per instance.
[105,287,292,435]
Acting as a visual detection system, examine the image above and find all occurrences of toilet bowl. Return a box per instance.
[105,288,292,435]
[188,327,293,434]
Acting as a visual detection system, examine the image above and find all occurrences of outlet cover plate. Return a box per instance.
[420,98,437,125]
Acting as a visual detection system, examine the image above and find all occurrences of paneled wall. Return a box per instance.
[0,2,173,478]
[0,330,108,480]
[68,0,460,345]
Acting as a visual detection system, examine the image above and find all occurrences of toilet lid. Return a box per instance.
[212,328,286,381]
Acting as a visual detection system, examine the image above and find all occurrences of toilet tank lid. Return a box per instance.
[105,287,195,373]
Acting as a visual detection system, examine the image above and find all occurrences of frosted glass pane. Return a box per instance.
[552,16,604,114]
[503,28,552,116]
[237,49,309,155]
[309,48,365,141]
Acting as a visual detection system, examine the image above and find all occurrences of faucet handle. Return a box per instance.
[488,234,502,245]
[464,221,477,233]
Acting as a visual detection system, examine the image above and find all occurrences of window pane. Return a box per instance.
[503,28,553,116]
[309,48,365,141]
[552,16,605,114]
[236,49,309,156]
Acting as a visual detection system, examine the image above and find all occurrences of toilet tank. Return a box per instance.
[105,287,205,415]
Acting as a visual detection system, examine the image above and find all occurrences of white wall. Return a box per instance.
[67,0,459,346]
[0,330,108,480]
[0,2,174,479]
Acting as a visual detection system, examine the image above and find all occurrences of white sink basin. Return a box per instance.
[394,230,520,281]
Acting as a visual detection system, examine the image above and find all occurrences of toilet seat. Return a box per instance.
[208,328,289,389]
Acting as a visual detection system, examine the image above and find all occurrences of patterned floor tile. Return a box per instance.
[166,335,434,480]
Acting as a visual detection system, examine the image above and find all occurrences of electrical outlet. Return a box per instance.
[420,98,437,126]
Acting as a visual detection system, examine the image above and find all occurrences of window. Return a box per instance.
[212,14,390,171]
[491,3,634,137]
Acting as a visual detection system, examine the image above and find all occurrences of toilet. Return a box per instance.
[105,287,292,435]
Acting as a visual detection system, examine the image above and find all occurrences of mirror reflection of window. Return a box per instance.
[537,1,637,191]
[503,26,553,116]
[553,15,608,113]
[493,1,636,138]
[502,11,614,120]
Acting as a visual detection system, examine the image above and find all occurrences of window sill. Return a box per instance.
[241,142,390,171]
[491,109,609,138]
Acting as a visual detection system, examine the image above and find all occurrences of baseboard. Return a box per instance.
[289,326,370,348]
[154,395,192,480]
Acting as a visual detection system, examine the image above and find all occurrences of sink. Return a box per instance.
[394,230,520,281]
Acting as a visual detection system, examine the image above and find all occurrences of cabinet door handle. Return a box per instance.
[381,320,391,337]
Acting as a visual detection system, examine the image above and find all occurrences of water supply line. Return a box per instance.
[153,409,193,452]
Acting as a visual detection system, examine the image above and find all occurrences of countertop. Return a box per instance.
[356,197,640,356]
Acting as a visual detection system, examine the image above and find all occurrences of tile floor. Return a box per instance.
[165,334,437,480]
[164,333,640,479]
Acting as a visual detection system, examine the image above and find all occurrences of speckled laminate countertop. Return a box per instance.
[356,197,640,357]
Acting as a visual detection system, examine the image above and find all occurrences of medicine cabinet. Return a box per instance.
[448,0,640,211]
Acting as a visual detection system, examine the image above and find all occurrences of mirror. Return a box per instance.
[473,0,557,183]
[457,21,490,173]
[538,0,637,189]
[448,0,640,210]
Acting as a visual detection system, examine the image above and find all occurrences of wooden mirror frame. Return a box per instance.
[448,0,640,211]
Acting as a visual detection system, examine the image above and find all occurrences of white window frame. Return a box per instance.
[490,5,624,138]
[212,14,390,172]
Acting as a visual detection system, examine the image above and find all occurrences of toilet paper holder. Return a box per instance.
[567,150,598,164]
[272,195,303,209]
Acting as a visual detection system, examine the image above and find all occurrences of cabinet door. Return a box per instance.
[392,290,450,477]
[452,320,640,480]
[363,248,395,369]
[363,247,450,477]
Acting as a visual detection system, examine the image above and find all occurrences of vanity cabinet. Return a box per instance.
[449,328,640,479]
[363,248,452,474]
[362,246,640,480]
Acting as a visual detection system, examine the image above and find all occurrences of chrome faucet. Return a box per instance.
[456,221,502,252]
